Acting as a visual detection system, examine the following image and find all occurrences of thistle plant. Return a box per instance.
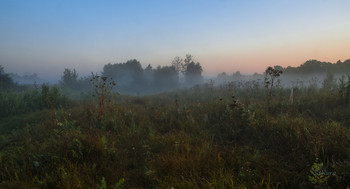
[90,73,116,121]
[228,95,242,159]
[264,66,283,107]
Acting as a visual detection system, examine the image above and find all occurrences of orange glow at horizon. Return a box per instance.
[200,32,350,76]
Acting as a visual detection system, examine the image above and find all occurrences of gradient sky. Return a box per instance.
[1,0,350,81]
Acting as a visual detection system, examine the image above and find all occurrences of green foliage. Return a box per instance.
[322,72,336,91]
[185,61,203,85]
[153,65,179,91]
[308,159,330,186]
[102,59,145,93]
[0,65,17,90]
[99,177,106,189]
[59,68,94,94]
[60,68,78,88]
[181,54,203,85]
[114,178,124,189]
[0,84,69,118]
[338,74,350,104]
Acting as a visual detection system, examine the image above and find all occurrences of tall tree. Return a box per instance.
[144,64,154,84]
[171,56,184,74]
[60,68,78,88]
[153,65,179,91]
[184,62,203,85]
[0,65,16,90]
[102,59,145,93]
[171,54,203,85]
[184,54,194,69]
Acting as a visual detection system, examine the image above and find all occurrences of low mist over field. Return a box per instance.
[3,57,350,95]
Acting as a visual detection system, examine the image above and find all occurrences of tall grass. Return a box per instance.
[0,76,350,188]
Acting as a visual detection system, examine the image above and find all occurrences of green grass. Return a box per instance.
[0,81,350,188]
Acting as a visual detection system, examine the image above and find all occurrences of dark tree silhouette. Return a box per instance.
[172,54,203,86]
[184,61,203,85]
[102,59,145,93]
[171,56,184,75]
[144,64,154,85]
[153,65,179,91]
[0,65,16,90]
[60,68,78,89]
[283,59,350,75]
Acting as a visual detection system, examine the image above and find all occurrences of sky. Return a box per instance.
[1,0,350,81]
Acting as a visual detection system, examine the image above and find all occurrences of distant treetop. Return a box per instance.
[275,59,350,75]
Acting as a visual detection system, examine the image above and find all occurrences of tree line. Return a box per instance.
[60,54,203,94]
[276,59,350,75]
[2,57,350,93]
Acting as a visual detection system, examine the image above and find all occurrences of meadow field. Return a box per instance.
[1,72,350,188]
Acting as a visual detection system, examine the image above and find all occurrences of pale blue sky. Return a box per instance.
[1,0,350,81]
